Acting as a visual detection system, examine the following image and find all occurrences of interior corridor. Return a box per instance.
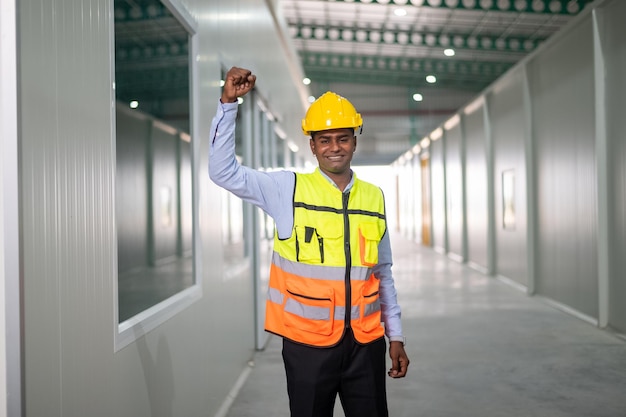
[225,233,626,417]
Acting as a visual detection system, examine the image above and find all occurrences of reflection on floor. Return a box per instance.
[118,256,193,322]
[225,233,626,417]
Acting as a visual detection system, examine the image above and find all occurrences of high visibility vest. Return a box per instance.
[265,168,387,347]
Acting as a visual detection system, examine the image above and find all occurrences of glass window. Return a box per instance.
[114,0,198,338]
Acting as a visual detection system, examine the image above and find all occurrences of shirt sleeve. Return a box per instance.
[208,100,295,238]
[373,229,404,340]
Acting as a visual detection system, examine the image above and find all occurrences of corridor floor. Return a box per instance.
[225,233,626,417]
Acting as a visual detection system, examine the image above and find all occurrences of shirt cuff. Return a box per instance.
[388,336,406,344]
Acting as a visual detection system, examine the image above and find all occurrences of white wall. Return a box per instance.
[18,0,308,416]
[394,0,626,335]
[489,69,529,288]
[1,0,20,415]
[600,0,626,335]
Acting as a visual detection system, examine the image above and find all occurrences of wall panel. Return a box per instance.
[430,138,446,252]
[528,19,598,318]
[464,106,489,270]
[151,124,180,264]
[602,0,626,334]
[116,111,150,273]
[19,0,307,415]
[444,123,463,259]
[489,71,529,287]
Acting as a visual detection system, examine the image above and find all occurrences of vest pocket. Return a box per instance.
[283,279,335,336]
[359,278,382,333]
[295,225,323,263]
[358,222,381,267]
[294,224,341,264]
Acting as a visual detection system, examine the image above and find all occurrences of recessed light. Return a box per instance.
[394,8,407,17]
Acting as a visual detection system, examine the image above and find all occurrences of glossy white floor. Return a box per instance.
[225,232,626,417]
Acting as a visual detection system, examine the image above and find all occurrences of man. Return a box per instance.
[209,67,409,417]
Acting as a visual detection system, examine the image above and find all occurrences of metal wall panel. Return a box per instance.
[444,123,464,260]
[602,0,626,334]
[528,19,598,318]
[19,0,307,416]
[411,153,423,244]
[463,106,489,271]
[116,111,150,273]
[180,139,193,254]
[489,71,529,287]
[430,138,447,252]
[151,125,180,264]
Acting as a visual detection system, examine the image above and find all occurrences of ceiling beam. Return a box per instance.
[324,0,594,15]
[291,22,543,54]
[300,51,513,90]
[114,2,171,22]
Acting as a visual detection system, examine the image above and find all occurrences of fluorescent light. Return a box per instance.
[394,8,407,16]
[287,141,299,152]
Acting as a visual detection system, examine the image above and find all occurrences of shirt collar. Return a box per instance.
[316,168,355,193]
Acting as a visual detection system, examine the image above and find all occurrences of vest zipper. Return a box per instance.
[342,192,351,329]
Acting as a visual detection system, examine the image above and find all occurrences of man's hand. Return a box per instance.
[388,341,409,378]
[221,67,256,103]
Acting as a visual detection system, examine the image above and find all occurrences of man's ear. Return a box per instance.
[310,138,315,154]
[353,136,357,152]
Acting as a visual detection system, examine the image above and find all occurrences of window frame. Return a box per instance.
[112,0,201,351]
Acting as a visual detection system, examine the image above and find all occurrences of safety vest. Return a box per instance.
[265,168,387,347]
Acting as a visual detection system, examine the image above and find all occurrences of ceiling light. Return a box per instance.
[302,77,311,85]
[412,93,423,102]
[237,97,244,104]
[308,96,316,103]
[394,8,407,16]
[287,141,299,153]
[426,75,437,83]
[129,100,139,109]
[444,48,455,56]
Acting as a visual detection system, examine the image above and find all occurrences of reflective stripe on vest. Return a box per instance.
[264,168,387,347]
[267,284,381,321]
[271,251,373,281]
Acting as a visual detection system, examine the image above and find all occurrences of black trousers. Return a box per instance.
[282,330,388,417]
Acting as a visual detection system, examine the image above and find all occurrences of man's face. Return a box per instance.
[310,128,357,176]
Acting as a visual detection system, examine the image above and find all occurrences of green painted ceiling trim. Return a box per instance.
[300,51,513,79]
[326,0,594,15]
[114,2,171,22]
[291,23,542,54]
[305,68,491,90]
[302,63,508,91]
[115,42,189,66]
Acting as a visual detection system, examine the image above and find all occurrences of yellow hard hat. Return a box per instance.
[301,91,363,136]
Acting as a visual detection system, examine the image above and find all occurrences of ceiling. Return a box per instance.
[113,0,594,166]
[280,0,594,165]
